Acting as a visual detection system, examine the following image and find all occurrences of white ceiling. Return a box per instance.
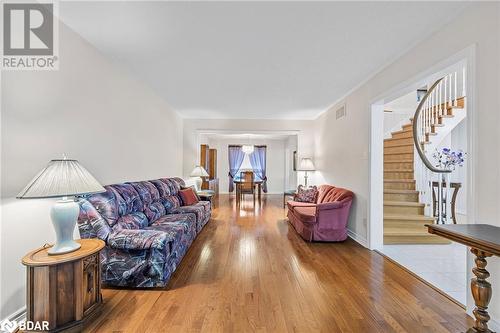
[59,1,469,120]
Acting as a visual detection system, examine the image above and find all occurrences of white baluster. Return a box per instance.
[454,71,458,106]
[462,67,466,97]
[448,73,452,107]
[444,75,448,108]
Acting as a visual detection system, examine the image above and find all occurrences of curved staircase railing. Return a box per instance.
[412,71,464,224]
[412,77,452,175]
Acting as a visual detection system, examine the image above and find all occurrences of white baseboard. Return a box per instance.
[347,228,368,248]
[1,307,26,333]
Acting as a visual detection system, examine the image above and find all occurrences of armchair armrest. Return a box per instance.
[108,229,169,251]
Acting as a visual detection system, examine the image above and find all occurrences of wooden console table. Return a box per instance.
[22,239,105,332]
[426,224,500,333]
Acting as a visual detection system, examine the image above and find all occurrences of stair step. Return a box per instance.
[384,169,414,173]
[384,213,434,221]
[384,161,413,171]
[384,153,414,161]
[384,189,419,202]
[384,144,414,154]
[384,200,424,215]
[391,128,413,139]
[384,232,451,244]
[384,159,413,163]
[384,214,434,226]
[384,137,414,147]
[384,200,424,207]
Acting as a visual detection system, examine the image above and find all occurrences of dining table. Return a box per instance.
[233,178,264,204]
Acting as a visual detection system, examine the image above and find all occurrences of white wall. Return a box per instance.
[0,22,183,318]
[313,2,500,321]
[182,119,315,186]
[206,137,287,194]
[436,120,468,215]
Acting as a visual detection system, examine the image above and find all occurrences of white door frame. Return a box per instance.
[368,44,477,251]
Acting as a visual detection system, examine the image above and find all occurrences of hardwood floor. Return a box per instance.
[85,194,472,333]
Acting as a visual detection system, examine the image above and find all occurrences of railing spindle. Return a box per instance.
[454,71,458,106]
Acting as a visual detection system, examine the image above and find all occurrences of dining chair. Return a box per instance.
[239,171,255,203]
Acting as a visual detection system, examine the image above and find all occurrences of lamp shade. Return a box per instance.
[299,158,315,171]
[17,158,105,199]
[190,166,209,177]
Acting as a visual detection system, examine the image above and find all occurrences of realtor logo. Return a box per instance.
[2,2,59,70]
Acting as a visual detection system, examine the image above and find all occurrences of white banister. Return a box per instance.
[412,67,466,224]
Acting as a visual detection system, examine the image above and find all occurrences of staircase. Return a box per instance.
[383,93,465,244]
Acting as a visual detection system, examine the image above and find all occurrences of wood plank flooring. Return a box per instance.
[85,194,472,332]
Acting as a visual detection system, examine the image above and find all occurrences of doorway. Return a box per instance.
[368,47,476,308]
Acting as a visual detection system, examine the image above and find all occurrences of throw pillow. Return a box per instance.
[295,185,318,203]
[179,188,199,206]
[181,185,201,201]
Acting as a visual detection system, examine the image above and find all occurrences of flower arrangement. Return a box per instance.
[432,148,466,170]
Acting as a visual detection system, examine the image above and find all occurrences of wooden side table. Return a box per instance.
[22,239,105,332]
[426,224,500,333]
[198,190,216,208]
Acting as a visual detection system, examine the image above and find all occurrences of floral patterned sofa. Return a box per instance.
[77,177,211,287]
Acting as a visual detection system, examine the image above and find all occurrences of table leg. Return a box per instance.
[258,184,261,199]
[236,184,240,205]
[467,248,494,333]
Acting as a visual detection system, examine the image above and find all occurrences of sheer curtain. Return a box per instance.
[228,145,245,192]
[249,145,268,193]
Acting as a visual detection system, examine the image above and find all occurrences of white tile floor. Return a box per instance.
[380,242,467,305]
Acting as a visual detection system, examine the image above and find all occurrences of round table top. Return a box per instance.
[22,239,105,267]
[233,179,264,184]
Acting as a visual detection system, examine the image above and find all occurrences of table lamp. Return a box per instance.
[190,165,209,191]
[17,157,105,255]
[299,158,315,187]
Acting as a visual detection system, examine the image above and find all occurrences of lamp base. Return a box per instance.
[48,198,81,255]
[192,176,203,192]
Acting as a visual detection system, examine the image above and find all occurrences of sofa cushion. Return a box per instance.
[161,178,180,196]
[172,204,205,222]
[317,185,353,204]
[130,181,167,223]
[149,179,172,198]
[295,185,318,203]
[149,179,181,212]
[116,212,149,230]
[110,183,143,216]
[287,201,317,211]
[149,214,196,245]
[179,188,199,206]
[293,206,317,224]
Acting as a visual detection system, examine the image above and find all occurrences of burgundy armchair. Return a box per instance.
[287,185,354,242]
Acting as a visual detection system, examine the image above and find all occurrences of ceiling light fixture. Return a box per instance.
[242,145,254,154]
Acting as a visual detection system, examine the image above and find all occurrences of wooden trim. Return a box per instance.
[427,225,500,256]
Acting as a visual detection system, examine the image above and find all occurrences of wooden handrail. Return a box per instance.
[412,77,451,174]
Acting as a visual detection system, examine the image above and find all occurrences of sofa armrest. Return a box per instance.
[108,229,169,251]
[317,198,352,211]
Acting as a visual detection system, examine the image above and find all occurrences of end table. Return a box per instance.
[22,239,105,332]
[198,190,216,207]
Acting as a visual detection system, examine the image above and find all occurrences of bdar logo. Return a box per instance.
[3,3,53,56]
